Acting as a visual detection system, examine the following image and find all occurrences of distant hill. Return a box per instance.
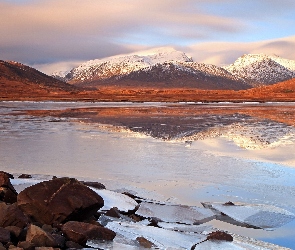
[0,60,77,99]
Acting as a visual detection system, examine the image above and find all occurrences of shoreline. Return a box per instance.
[4,171,295,249]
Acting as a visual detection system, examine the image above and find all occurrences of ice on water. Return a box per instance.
[89,188,138,212]
[203,202,295,229]
[136,202,215,224]
[105,221,206,249]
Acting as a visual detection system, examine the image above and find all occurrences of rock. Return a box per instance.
[5,226,22,238]
[17,177,104,225]
[41,225,54,234]
[207,231,233,241]
[51,234,65,248]
[81,181,105,190]
[0,227,11,244]
[8,246,22,250]
[17,241,35,250]
[0,171,18,204]
[26,224,58,247]
[0,203,29,228]
[0,172,14,184]
[65,241,84,249]
[136,236,155,248]
[105,207,121,218]
[0,242,5,250]
[5,226,22,243]
[62,221,116,245]
[34,248,60,250]
[18,174,32,179]
[129,214,142,222]
[223,201,235,206]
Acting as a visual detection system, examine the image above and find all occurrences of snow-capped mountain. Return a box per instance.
[63,47,193,83]
[118,62,248,90]
[224,54,295,86]
[53,49,295,90]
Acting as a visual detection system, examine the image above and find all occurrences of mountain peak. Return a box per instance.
[224,53,295,86]
[63,47,193,83]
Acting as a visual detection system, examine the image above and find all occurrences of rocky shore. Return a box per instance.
[0,171,293,249]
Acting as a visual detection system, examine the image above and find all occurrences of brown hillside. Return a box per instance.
[0,60,78,100]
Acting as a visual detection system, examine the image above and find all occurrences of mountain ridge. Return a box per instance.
[53,48,295,90]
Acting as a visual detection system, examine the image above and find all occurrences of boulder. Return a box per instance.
[18,174,32,179]
[80,181,105,190]
[136,236,155,248]
[105,207,121,218]
[26,224,58,247]
[0,171,17,204]
[17,241,35,250]
[207,231,233,241]
[0,227,10,244]
[65,241,84,249]
[62,221,116,245]
[17,177,104,225]
[5,226,22,243]
[0,203,29,228]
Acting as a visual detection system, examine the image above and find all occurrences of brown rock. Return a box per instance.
[8,246,22,250]
[62,221,116,245]
[35,248,60,250]
[0,203,29,228]
[26,224,58,247]
[223,201,235,206]
[0,171,14,185]
[129,214,142,222]
[17,177,104,225]
[105,207,121,218]
[136,236,155,248]
[0,227,10,243]
[5,226,22,239]
[51,234,65,248]
[0,242,5,250]
[81,181,106,190]
[41,225,54,234]
[0,171,17,204]
[207,231,233,241]
[18,174,32,179]
[65,241,84,249]
[17,241,35,250]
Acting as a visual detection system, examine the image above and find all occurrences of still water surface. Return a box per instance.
[1,101,295,248]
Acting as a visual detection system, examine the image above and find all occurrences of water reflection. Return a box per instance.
[1,101,295,248]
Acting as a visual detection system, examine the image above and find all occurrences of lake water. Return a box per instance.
[1,101,295,248]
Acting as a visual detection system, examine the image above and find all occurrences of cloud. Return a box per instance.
[1,0,294,74]
[185,36,295,65]
[0,0,243,64]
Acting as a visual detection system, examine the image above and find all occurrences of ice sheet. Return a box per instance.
[89,188,138,212]
[204,202,295,229]
[106,221,206,249]
[136,202,215,224]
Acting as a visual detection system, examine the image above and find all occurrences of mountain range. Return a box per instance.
[1,47,295,101]
[53,47,295,90]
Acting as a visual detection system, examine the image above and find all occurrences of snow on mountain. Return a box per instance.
[224,54,295,86]
[64,47,193,83]
[53,49,295,90]
[118,61,249,90]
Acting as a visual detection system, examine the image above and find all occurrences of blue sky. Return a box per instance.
[0,0,295,73]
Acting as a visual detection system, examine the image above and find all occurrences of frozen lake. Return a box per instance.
[1,101,295,248]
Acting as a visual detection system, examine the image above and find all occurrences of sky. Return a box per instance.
[1,0,295,74]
